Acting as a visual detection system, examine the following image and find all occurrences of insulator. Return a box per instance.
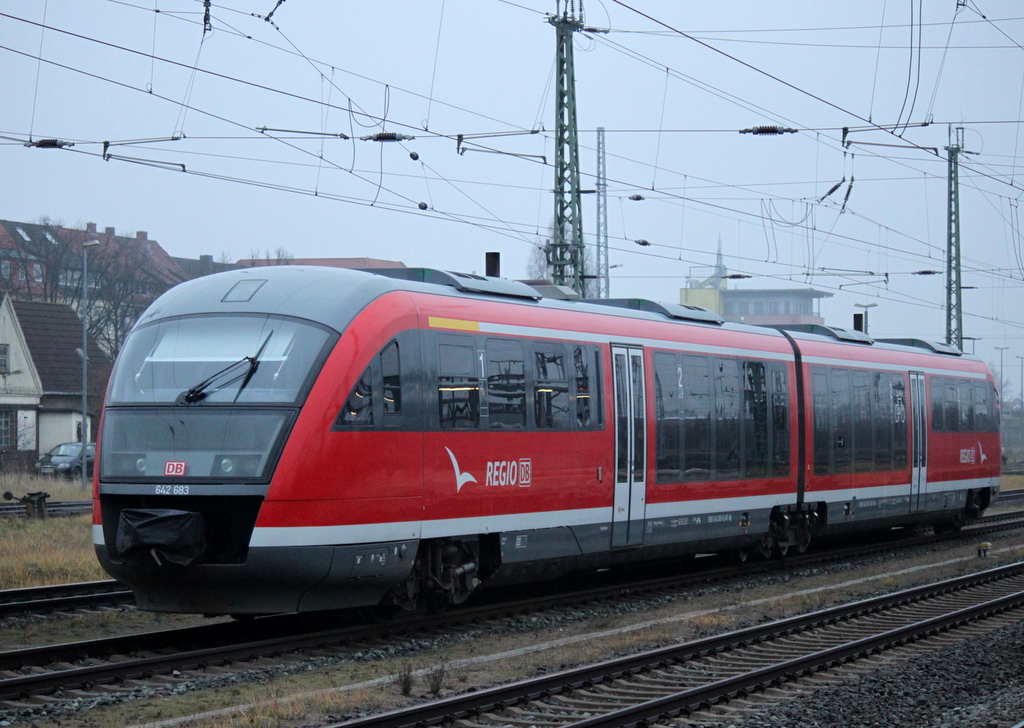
[370,132,411,142]
[739,125,797,135]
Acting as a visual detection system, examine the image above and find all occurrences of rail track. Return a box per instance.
[0,500,92,519]
[330,562,1024,728]
[2,510,1024,714]
[0,581,133,620]
[4,505,1023,623]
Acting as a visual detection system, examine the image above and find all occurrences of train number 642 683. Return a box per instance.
[155,484,189,496]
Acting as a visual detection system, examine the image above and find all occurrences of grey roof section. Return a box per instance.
[875,338,963,356]
[764,323,874,345]
[131,266,788,343]
[133,266,399,334]
[588,298,724,325]
[364,268,542,300]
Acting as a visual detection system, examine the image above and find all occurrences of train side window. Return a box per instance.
[654,352,680,483]
[831,369,852,473]
[534,343,570,429]
[974,382,990,432]
[943,380,960,432]
[769,365,789,476]
[381,341,401,417]
[892,374,908,469]
[683,355,711,479]
[991,381,1001,431]
[438,340,480,429]
[930,377,944,432]
[486,338,526,429]
[337,363,374,426]
[812,368,830,475]
[852,370,873,472]
[714,358,740,479]
[873,372,893,471]
[630,352,645,483]
[959,380,975,431]
[742,360,768,478]
[574,345,600,428]
[614,352,629,482]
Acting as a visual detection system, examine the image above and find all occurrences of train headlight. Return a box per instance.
[212,454,262,477]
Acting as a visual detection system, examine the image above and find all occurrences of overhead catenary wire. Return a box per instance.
[2,4,1024,329]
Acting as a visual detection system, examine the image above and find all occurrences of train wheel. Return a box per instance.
[736,548,750,564]
[797,531,812,554]
[757,535,774,559]
[775,542,790,559]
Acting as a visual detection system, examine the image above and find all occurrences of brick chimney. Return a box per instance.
[104,227,115,237]
[86,222,97,234]
[136,231,148,242]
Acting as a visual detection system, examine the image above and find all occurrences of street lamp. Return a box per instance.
[1017,356,1024,414]
[854,302,878,335]
[80,239,100,491]
[996,346,1009,408]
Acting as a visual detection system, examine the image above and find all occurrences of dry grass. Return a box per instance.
[1001,473,1024,491]
[0,471,103,589]
[1,471,94,502]
[0,514,105,589]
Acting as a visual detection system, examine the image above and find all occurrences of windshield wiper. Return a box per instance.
[176,332,273,405]
[233,332,272,402]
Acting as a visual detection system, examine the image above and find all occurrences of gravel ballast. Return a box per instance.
[691,618,1024,728]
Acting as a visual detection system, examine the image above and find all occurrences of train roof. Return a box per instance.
[135,265,758,336]
[134,266,983,370]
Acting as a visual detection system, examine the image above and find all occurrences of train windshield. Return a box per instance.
[108,314,335,405]
[100,408,292,480]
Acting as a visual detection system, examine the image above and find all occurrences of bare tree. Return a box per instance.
[3,218,85,304]
[87,241,167,356]
[244,247,294,266]
[1,220,176,357]
[526,237,553,281]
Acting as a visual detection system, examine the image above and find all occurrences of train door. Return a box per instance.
[909,371,927,512]
[612,345,647,547]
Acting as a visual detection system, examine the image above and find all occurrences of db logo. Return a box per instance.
[517,459,532,486]
[164,461,186,476]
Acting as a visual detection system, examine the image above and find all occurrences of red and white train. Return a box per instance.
[93,266,1001,614]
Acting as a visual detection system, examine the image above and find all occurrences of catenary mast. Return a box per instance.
[548,2,586,295]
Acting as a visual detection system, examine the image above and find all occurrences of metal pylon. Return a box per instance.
[945,125,964,350]
[596,126,609,298]
[548,9,586,295]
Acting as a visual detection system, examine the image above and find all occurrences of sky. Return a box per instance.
[2,1,1024,394]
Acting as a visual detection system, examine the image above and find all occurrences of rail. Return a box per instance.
[329,562,1024,728]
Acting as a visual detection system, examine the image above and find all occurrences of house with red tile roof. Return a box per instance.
[0,295,110,469]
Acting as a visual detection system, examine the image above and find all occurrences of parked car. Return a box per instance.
[35,442,95,478]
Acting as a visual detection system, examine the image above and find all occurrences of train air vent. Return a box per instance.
[522,282,580,300]
[765,323,874,345]
[585,298,725,325]
[875,338,963,356]
[363,268,542,301]
[221,279,267,303]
